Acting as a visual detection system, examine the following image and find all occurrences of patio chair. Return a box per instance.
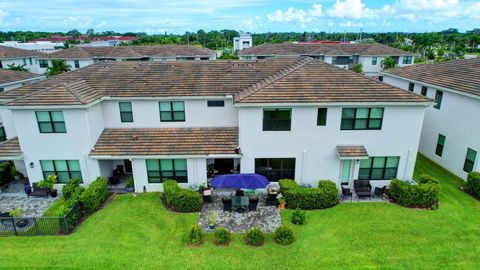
[341,185,353,202]
[222,198,232,212]
[374,186,387,198]
[354,180,372,192]
[248,197,258,211]
[265,195,278,206]
[25,183,50,198]
[235,189,244,196]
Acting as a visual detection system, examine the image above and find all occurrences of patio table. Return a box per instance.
[231,196,249,213]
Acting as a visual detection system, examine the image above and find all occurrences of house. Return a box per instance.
[239,42,416,77]
[34,45,217,73]
[0,41,61,53]
[0,45,46,74]
[381,58,480,179]
[0,57,431,192]
[234,33,253,51]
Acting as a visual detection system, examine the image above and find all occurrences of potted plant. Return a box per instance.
[9,208,29,228]
[38,174,58,197]
[207,211,218,230]
[278,198,286,209]
[125,176,134,192]
[11,168,23,181]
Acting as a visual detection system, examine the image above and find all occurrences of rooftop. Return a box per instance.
[382,58,480,97]
[0,69,44,85]
[0,45,46,59]
[0,137,22,159]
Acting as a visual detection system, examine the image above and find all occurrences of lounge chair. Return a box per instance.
[222,198,232,212]
[25,183,50,198]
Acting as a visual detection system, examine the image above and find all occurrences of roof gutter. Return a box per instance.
[234,101,433,107]
[0,76,46,88]
[90,154,242,160]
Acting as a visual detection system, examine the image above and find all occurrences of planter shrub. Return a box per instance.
[279,179,298,193]
[80,177,109,215]
[188,225,204,246]
[244,227,265,247]
[419,174,440,184]
[281,180,338,210]
[62,178,84,200]
[389,178,440,209]
[273,226,295,245]
[162,180,203,212]
[291,209,306,225]
[467,172,480,196]
[214,227,231,246]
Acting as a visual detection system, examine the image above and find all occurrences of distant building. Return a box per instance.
[0,45,46,74]
[233,33,252,51]
[1,41,60,53]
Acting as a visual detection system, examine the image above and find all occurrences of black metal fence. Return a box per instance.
[0,202,81,237]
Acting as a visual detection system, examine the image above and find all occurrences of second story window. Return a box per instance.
[207,100,225,107]
[160,101,185,122]
[263,108,291,131]
[332,57,337,65]
[36,111,66,133]
[421,86,428,96]
[371,57,377,65]
[408,83,415,92]
[402,56,413,64]
[463,148,477,173]
[341,108,384,130]
[434,90,443,110]
[119,102,133,123]
[0,126,6,142]
[74,60,80,69]
[317,108,327,126]
[39,60,49,68]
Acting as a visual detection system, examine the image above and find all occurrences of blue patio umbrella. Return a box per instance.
[210,174,269,189]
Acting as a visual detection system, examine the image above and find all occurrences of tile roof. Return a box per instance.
[0,45,46,59]
[0,57,430,106]
[0,137,22,159]
[336,145,369,158]
[41,45,216,59]
[239,43,415,56]
[0,69,43,85]
[382,58,480,97]
[90,127,239,156]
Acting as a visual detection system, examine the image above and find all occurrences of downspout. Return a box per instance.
[404,148,411,180]
[83,108,93,181]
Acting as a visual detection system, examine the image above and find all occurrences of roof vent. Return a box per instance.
[132,135,139,141]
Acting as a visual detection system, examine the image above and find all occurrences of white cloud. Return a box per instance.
[267,4,322,23]
[466,2,480,19]
[398,0,459,11]
[0,9,8,25]
[309,4,322,17]
[326,0,373,19]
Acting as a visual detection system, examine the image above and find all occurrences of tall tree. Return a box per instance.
[381,56,397,70]
[46,59,71,77]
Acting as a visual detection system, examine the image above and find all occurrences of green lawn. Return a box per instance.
[0,154,479,269]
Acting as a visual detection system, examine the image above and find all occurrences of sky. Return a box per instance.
[0,0,479,34]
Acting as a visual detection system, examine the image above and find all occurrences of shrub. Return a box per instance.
[389,178,440,209]
[0,162,13,186]
[273,226,295,245]
[419,174,439,184]
[244,227,265,247]
[62,178,82,200]
[37,174,57,189]
[125,176,134,188]
[279,179,298,193]
[80,177,109,215]
[281,180,338,210]
[352,63,363,73]
[291,209,306,225]
[188,225,204,245]
[163,180,203,212]
[214,227,231,246]
[467,172,480,196]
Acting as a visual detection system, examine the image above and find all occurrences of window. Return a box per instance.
[207,100,225,107]
[39,60,49,68]
[263,108,291,131]
[378,76,383,82]
[317,108,327,126]
[146,159,187,183]
[359,156,399,180]
[348,56,353,64]
[421,86,428,96]
[408,83,415,92]
[74,60,80,69]
[119,102,133,122]
[29,58,33,65]
[40,160,82,183]
[0,126,6,142]
[434,90,443,109]
[372,57,377,65]
[22,58,27,65]
[255,158,295,182]
[402,56,413,65]
[159,101,185,122]
[0,87,4,92]
[463,148,477,173]
[332,57,337,65]
[435,134,446,157]
[36,111,66,133]
[200,57,209,61]
[341,108,384,130]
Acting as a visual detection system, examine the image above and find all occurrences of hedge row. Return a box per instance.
[389,175,440,209]
[80,177,109,215]
[279,179,338,210]
[467,172,480,197]
[163,180,203,212]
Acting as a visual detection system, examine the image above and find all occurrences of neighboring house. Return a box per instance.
[0,45,46,74]
[234,33,253,51]
[0,41,60,53]
[35,45,217,73]
[381,58,480,179]
[0,57,431,193]
[239,42,416,77]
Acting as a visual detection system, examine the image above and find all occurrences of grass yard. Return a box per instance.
[0,154,479,269]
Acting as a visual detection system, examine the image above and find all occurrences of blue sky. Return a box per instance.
[0,0,479,33]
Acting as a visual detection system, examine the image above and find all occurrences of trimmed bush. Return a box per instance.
[62,178,83,200]
[419,174,439,184]
[467,172,480,196]
[389,178,440,209]
[163,180,203,212]
[214,227,231,246]
[279,179,298,193]
[291,209,306,225]
[188,225,204,246]
[281,180,338,210]
[273,226,295,245]
[244,227,265,247]
[80,177,109,215]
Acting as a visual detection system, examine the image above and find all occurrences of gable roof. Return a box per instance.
[382,58,480,97]
[0,57,430,107]
[0,137,22,159]
[0,69,43,85]
[0,45,46,60]
[239,43,415,57]
[41,45,216,60]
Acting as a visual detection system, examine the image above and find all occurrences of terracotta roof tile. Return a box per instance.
[0,69,43,85]
[0,137,22,158]
[336,145,369,158]
[0,45,46,59]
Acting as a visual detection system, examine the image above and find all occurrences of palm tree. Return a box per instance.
[7,63,29,72]
[381,56,397,70]
[46,59,71,77]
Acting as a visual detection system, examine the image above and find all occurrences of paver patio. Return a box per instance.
[0,194,58,217]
